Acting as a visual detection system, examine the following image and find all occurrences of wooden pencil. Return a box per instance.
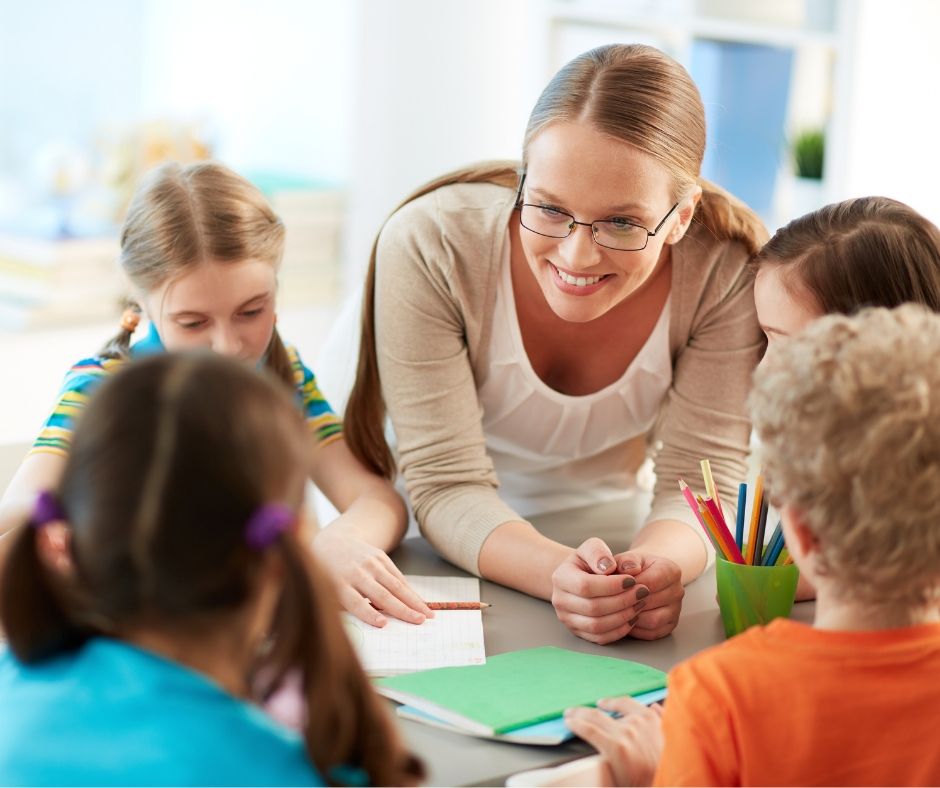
[426,602,491,610]
[745,474,764,565]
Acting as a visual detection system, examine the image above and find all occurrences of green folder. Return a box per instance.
[375,646,667,736]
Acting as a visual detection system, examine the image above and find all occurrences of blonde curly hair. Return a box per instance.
[749,304,940,609]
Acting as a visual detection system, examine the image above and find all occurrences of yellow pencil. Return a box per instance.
[700,459,724,522]
[745,473,764,565]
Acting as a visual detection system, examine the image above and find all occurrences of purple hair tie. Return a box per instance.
[32,491,65,529]
[245,504,295,550]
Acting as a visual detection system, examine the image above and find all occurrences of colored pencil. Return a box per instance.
[763,521,786,567]
[426,602,491,610]
[745,474,764,565]
[753,497,769,566]
[700,459,724,521]
[735,482,747,552]
[700,495,746,564]
[678,478,713,538]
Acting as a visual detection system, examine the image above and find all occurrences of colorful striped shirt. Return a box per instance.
[31,323,343,458]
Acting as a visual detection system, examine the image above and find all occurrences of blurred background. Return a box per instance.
[1,0,938,459]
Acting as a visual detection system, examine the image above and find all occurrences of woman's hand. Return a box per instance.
[612,550,684,640]
[564,696,665,787]
[551,538,651,644]
[312,521,432,628]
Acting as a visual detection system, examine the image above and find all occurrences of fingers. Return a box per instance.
[576,537,618,574]
[611,549,645,576]
[339,586,388,628]
[629,603,682,639]
[359,574,430,625]
[552,587,647,617]
[558,607,642,645]
[564,706,622,748]
[553,559,644,600]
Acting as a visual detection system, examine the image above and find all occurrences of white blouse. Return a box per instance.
[477,241,673,517]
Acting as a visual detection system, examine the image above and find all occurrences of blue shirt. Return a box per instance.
[0,638,324,786]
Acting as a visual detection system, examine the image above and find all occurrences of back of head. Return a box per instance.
[0,352,423,785]
[749,304,940,609]
[523,43,767,255]
[755,196,940,314]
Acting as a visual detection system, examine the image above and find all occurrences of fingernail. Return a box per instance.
[633,599,646,612]
[622,576,636,589]
[621,561,639,573]
[597,557,613,572]
[636,586,650,600]
[628,615,640,626]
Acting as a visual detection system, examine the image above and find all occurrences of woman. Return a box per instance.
[346,44,767,643]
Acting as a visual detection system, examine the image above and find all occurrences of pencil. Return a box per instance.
[763,521,786,567]
[678,479,717,549]
[745,474,764,565]
[426,602,491,610]
[735,483,747,552]
[700,496,746,564]
[700,459,724,521]
[753,497,769,566]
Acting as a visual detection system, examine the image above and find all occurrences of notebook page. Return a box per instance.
[344,575,486,676]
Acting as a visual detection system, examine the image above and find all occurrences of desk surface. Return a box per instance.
[389,503,814,787]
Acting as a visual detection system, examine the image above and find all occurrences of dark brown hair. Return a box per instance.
[753,196,940,314]
[0,353,422,786]
[345,43,767,478]
[100,161,296,389]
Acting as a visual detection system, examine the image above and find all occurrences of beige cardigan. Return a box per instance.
[374,182,763,574]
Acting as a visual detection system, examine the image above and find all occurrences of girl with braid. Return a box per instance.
[0,161,430,628]
[0,352,423,785]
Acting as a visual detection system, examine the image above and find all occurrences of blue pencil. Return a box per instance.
[735,483,747,552]
[764,522,787,566]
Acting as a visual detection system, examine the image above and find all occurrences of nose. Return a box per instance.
[557,222,603,270]
[210,325,244,358]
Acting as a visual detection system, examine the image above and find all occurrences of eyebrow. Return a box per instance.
[167,291,272,319]
[526,186,652,216]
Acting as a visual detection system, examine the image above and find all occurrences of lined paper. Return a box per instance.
[344,575,486,676]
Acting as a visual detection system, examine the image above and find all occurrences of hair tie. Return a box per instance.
[32,491,65,529]
[121,307,141,334]
[245,504,295,550]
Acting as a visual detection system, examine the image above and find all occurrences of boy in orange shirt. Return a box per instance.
[565,304,940,786]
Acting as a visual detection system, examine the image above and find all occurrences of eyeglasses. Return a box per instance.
[513,174,679,252]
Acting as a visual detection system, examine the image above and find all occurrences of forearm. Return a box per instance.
[631,519,709,584]
[478,520,575,599]
[317,479,407,553]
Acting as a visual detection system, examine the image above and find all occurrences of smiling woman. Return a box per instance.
[342,44,768,645]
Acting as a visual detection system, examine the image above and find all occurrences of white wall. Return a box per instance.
[838,0,940,224]
[342,0,547,286]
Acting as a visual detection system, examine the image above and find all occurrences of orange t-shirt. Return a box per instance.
[654,618,940,786]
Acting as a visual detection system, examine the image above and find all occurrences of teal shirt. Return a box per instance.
[0,638,324,786]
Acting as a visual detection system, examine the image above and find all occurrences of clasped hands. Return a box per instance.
[551,538,684,643]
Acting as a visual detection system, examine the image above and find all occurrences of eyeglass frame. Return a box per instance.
[512,172,680,252]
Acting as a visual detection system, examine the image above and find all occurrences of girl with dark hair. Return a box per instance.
[0,161,431,628]
[0,353,423,786]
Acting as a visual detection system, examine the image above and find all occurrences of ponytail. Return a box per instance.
[345,161,521,479]
[99,301,142,361]
[0,518,90,664]
[263,328,297,392]
[693,178,769,257]
[261,534,423,786]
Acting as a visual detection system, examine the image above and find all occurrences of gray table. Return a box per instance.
[388,501,814,787]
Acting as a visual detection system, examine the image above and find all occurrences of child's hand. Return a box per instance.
[564,697,665,787]
[612,550,684,640]
[550,538,651,644]
[312,527,433,627]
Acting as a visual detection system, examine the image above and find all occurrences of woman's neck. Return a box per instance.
[122,623,254,698]
[813,584,940,631]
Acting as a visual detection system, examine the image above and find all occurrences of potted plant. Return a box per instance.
[789,128,825,216]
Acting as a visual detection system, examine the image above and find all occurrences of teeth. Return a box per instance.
[554,266,604,287]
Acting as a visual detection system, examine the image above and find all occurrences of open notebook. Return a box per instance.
[343,575,485,677]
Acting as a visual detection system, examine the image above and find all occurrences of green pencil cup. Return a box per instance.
[715,554,799,638]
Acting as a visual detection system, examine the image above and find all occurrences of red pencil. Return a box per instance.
[426,602,491,610]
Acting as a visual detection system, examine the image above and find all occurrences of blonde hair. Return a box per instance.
[346,44,767,478]
[749,305,940,609]
[101,161,296,388]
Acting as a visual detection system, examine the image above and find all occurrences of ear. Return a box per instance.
[36,522,74,577]
[665,185,702,245]
[780,504,818,566]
